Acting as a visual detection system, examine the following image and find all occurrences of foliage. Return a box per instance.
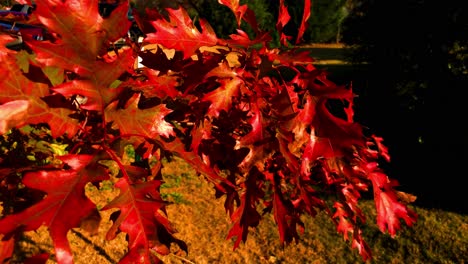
[0,0,13,8]
[448,40,468,76]
[0,0,417,263]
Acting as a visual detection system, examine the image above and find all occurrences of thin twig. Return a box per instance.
[169,253,196,264]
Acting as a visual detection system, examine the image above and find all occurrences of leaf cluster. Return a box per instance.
[0,0,417,263]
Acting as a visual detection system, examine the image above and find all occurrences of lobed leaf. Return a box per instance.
[105,93,175,139]
[145,8,218,59]
[0,155,108,263]
[29,0,131,76]
[103,178,187,263]
[0,52,79,138]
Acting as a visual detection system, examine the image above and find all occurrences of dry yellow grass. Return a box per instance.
[8,158,354,264]
[7,157,468,264]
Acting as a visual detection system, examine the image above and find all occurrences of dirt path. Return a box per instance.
[296,43,349,65]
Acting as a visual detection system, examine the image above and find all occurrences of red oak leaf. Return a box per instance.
[52,80,114,111]
[179,53,226,95]
[138,68,180,99]
[223,29,272,48]
[218,0,248,27]
[0,35,17,55]
[276,0,292,46]
[0,235,14,264]
[296,0,311,44]
[351,229,372,261]
[51,49,137,112]
[145,8,218,59]
[235,99,272,172]
[332,201,371,260]
[286,93,314,147]
[202,77,243,117]
[371,135,391,162]
[311,85,365,155]
[227,168,263,249]
[94,48,136,87]
[332,202,354,241]
[190,119,212,154]
[272,185,300,244]
[0,55,79,138]
[23,253,50,264]
[29,0,131,77]
[368,169,417,236]
[0,155,108,264]
[105,93,175,139]
[103,179,186,263]
[163,138,234,192]
[300,133,335,177]
[205,61,239,79]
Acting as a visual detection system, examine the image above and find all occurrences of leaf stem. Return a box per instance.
[103,144,131,182]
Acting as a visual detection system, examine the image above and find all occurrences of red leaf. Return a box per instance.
[0,155,108,263]
[52,80,117,111]
[332,201,372,260]
[296,0,311,44]
[0,35,17,54]
[190,119,212,154]
[105,93,175,138]
[351,230,372,261]
[103,179,186,263]
[311,84,365,155]
[227,168,262,248]
[30,0,131,76]
[223,29,272,48]
[202,77,243,117]
[368,169,418,236]
[301,133,335,177]
[24,253,50,264]
[371,135,391,162]
[272,186,300,244]
[145,8,218,59]
[0,235,15,264]
[140,68,180,99]
[218,0,248,27]
[332,202,354,241]
[276,0,292,46]
[0,55,80,138]
[46,48,134,113]
[235,100,271,171]
[163,138,233,192]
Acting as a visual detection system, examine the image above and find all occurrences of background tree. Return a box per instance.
[299,0,348,43]
[0,0,12,7]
